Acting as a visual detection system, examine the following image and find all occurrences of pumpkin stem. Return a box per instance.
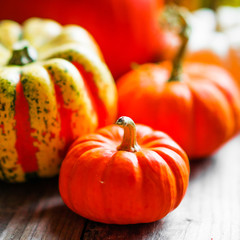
[8,40,38,66]
[160,5,190,82]
[168,6,190,82]
[115,116,141,152]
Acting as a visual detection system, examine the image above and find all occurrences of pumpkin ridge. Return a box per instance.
[184,82,199,158]
[152,147,189,209]
[60,147,90,213]
[67,147,115,217]
[64,154,84,214]
[0,68,25,182]
[52,81,74,156]
[42,46,117,127]
[209,79,240,135]
[15,73,39,175]
[187,80,234,157]
[43,58,98,143]
[97,125,121,143]
[146,141,188,164]
[135,149,175,222]
[72,62,107,128]
[92,149,119,223]
[20,64,64,179]
[99,150,141,224]
[61,144,109,212]
[99,151,115,223]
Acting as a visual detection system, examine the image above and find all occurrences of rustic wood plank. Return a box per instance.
[0,135,239,240]
[82,135,240,240]
[0,178,86,240]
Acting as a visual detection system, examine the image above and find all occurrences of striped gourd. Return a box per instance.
[0,18,117,182]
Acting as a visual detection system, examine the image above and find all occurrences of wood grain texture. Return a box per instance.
[0,178,86,240]
[82,135,240,240]
[0,135,240,240]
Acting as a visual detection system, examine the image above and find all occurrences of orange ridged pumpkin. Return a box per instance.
[117,8,240,159]
[59,116,190,224]
[117,61,240,159]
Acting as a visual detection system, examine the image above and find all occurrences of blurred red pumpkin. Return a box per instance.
[1,0,166,78]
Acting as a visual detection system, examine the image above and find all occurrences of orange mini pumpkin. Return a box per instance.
[59,116,190,224]
[117,16,240,159]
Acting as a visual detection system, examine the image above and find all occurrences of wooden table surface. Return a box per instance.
[0,135,239,240]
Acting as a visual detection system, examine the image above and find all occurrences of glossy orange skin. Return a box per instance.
[59,124,189,224]
[117,62,240,159]
[1,0,165,78]
[185,49,240,88]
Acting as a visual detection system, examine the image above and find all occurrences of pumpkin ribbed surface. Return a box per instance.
[117,62,240,158]
[0,18,117,182]
[59,122,189,224]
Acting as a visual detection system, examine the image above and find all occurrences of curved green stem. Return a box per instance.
[115,116,141,152]
[160,5,190,82]
[8,40,37,66]
[168,8,190,82]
